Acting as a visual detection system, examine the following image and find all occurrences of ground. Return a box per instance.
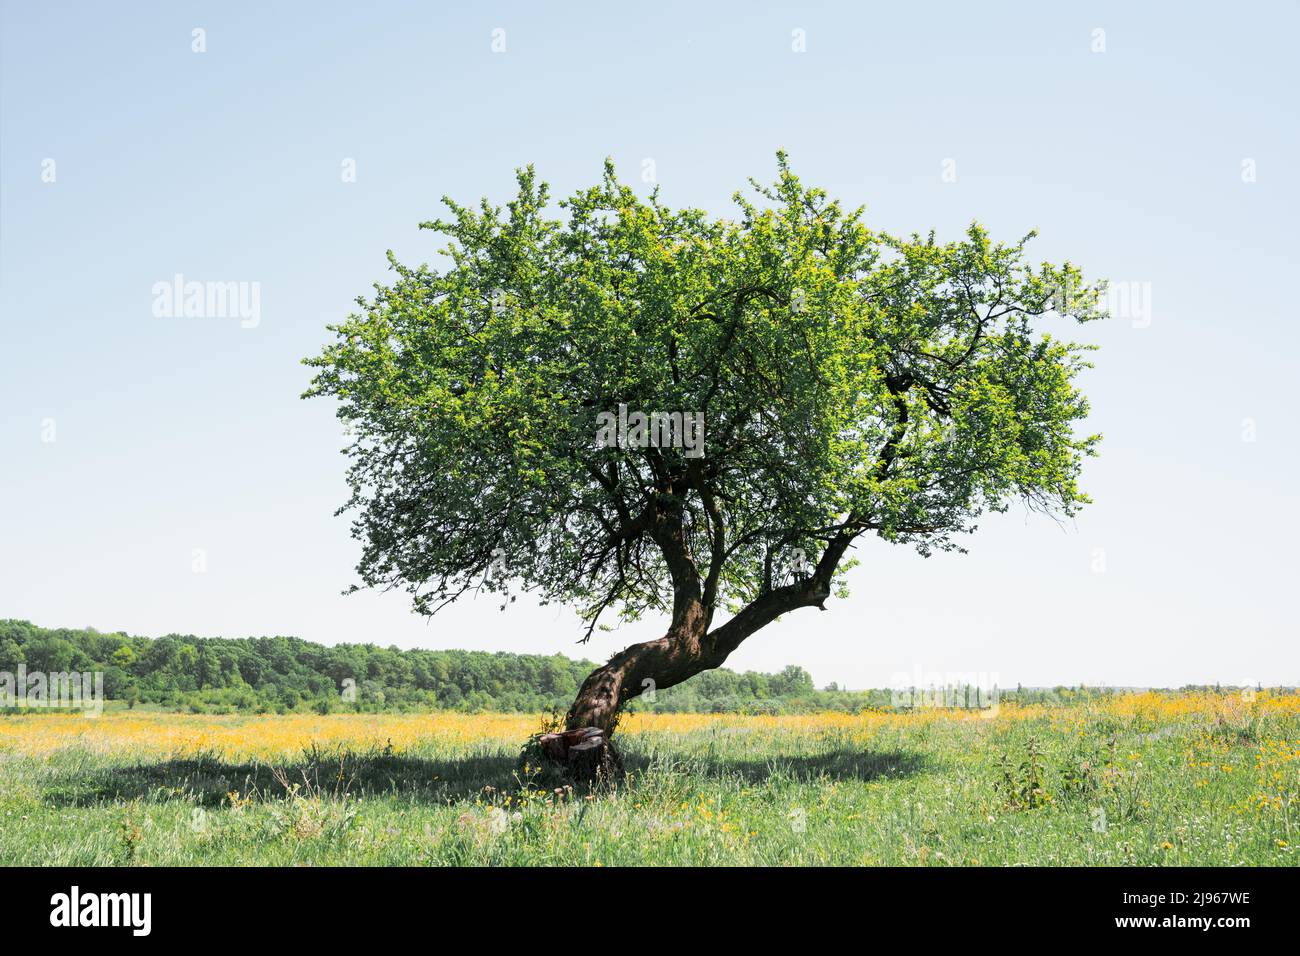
[0,693,1297,866]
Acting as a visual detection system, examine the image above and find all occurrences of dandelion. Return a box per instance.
[485,807,509,835]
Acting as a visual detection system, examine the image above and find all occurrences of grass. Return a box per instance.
[0,693,1297,866]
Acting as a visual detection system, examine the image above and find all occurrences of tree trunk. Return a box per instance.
[564,600,712,732]
[536,726,623,779]
[563,507,855,738]
[564,574,836,734]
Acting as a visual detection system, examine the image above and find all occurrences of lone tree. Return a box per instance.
[305,155,1103,737]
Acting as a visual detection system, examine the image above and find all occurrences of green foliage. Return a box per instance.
[996,737,1051,811]
[303,154,1103,630]
[1057,750,1102,802]
[0,619,596,715]
[0,620,872,715]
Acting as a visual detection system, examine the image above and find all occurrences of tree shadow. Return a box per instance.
[41,744,924,808]
[42,751,525,808]
[626,748,925,784]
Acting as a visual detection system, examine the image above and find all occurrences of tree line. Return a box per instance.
[0,620,888,715]
[5,621,1226,716]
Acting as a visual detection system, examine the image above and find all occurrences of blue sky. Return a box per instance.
[2,1,1297,688]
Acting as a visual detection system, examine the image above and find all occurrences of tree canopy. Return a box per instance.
[304,154,1104,731]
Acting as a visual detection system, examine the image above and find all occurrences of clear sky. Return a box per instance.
[2,1,1297,689]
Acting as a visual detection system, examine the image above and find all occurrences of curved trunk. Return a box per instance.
[564,574,835,733]
[565,509,855,735]
[565,601,713,732]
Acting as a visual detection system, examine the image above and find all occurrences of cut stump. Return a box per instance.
[537,726,623,780]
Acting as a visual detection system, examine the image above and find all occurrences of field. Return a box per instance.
[1,692,1298,866]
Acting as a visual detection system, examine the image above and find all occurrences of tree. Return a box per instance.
[304,154,1103,737]
[24,635,75,674]
[0,638,24,671]
[770,665,815,697]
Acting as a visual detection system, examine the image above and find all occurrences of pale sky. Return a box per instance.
[2,2,1297,689]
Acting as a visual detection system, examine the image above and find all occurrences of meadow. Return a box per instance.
[1,692,1297,866]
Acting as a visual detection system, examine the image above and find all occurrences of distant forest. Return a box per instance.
[2,620,1236,716]
[0,619,895,715]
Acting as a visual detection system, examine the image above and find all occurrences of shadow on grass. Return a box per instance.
[698,749,924,784]
[42,746,924,808]
[42,751,525,808]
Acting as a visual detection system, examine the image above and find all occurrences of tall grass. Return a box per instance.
[1,693,1297,866]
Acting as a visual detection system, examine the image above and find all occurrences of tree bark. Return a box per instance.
[564,491,857,736]
[564,599,711,732]
[564,570,839,734]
